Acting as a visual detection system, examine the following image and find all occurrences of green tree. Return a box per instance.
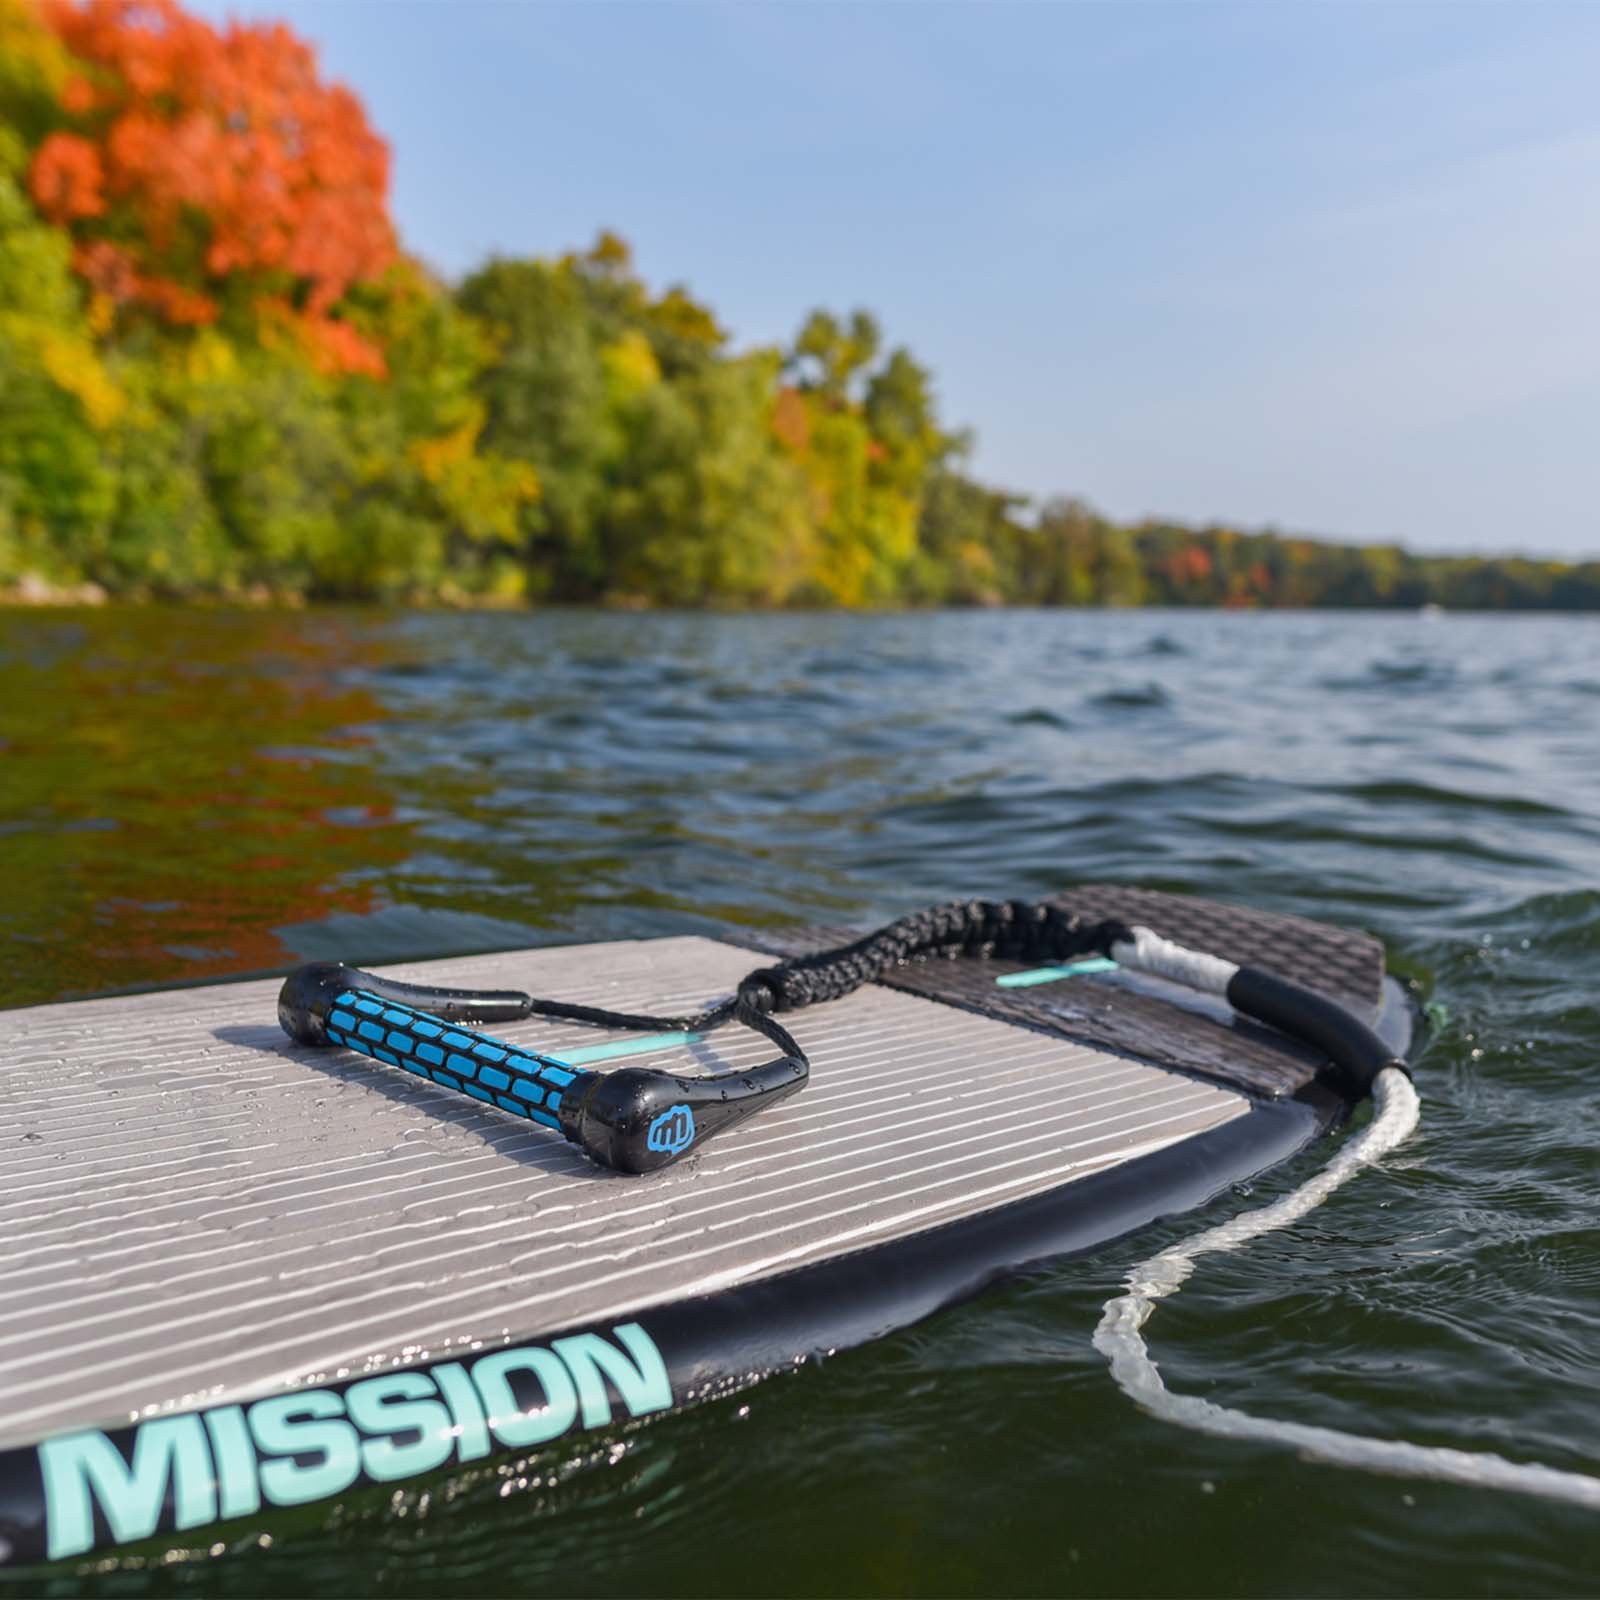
[0,124,118,585]
[458,255,618,597]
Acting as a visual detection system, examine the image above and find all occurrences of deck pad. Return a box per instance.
[772,886,1388,1099]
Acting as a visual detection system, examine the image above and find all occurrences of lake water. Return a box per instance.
[2,606,1599,1596]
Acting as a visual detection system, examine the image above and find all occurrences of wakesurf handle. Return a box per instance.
[276,962,808,1174]
[279,899,1409,1172]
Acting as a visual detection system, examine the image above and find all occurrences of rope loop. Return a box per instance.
[729,900,1136,1015]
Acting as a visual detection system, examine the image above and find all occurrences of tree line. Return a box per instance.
[2,0,1596,611]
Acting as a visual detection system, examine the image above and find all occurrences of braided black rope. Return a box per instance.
[738,899,1135,1013]
[519,899,1136,1044]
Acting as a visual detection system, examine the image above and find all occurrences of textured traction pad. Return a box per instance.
[770,886,1386,1100]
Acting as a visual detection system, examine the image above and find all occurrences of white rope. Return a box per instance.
[1110,925,1239,995]
[1094,1067,1600,1509]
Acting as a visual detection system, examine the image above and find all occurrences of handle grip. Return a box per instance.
[277,963,806,1174]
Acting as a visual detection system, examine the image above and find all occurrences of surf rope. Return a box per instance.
[1092,1044,1600,1511]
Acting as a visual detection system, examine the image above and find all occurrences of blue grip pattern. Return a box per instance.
[324,989,584,1131]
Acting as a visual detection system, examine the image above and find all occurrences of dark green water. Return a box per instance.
[3,607,1599,1597]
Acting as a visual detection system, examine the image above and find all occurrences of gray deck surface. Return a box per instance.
[0,936,1249,1448]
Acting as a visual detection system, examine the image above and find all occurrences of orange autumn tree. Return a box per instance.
[29,0,395,374]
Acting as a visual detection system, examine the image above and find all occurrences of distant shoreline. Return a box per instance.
[5,583,1597,616]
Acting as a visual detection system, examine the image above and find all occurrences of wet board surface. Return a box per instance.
[0,934,1260,1450]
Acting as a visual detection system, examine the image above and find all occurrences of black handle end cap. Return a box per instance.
[278,962,357,1047]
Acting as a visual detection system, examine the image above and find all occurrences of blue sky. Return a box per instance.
[194,1,1600,558]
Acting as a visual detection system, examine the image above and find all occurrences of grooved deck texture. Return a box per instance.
[767,887,1387,1099]
[0,936,1252,1448]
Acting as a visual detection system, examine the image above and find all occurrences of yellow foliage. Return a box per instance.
[601,330,660,398]
[410,406,539,544]
[181,329,237,383]
[957,538,995,581]
[410,408,482,484]
[0,0,70,96]
[33,325,123,425]
[652,286,725,349]
[810,540,872,607]
[487,561,528,602]
[435,455,540,543]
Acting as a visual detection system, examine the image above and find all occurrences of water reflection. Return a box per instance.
[0,611,411,1001]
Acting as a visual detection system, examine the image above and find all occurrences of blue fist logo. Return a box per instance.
[646,1103,696,1157]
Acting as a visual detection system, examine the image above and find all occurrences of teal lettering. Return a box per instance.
[248,1391,360,1508]
[552,1323,672,1426]
[40,1416,214,1561]
[202,1405,260,1520]
[345,1372,454,1482]
[471,1347,578,1447]
[432,1360,490,1462]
